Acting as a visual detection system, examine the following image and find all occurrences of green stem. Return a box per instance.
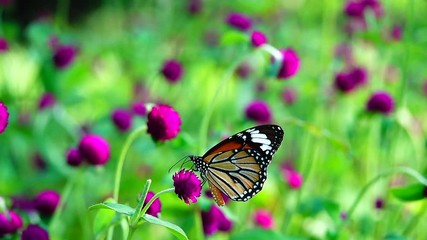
[138,188,175,221]
[130,179,152,226]
[336,166,427,235]
[113,125,147,202]
[127,227,136,240]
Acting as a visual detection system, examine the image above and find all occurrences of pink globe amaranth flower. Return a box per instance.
[226,13,252,31]
[38,92,56,110]
[66,148,83,167]
[334,72,357,93]
[161,60,183,83]
[11,196,36,212]
[187,0,202,14]
[374,197,385,209]
[344,1,365,18]
[131,101,146,116]
[201,205,233,236]
[78,134,110,165]
[34,190,61,216]
[390,24,403,41]
[253,209,275,229]
[282,166,303,189]
[53,44,77,69]
[21,224,49,240]
[245,100,272,124]
[340,212,348,220]
[111,108,133,132]
[236,62,252,79]
[0,211,23,237]
[366,91,395,115]
[143,191,162,217]
[251,31,267,47]
[147,105,181,142]
[277,48,300,80]
[349,66,368,86]
[0,37,9,52]
[282,88,297,105]
[173,170,202,204]
[0,102,9,134]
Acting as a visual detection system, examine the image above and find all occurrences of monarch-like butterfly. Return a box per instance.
[190,125,284,206]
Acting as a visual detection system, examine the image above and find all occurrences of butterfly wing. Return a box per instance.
[201,125,284,205]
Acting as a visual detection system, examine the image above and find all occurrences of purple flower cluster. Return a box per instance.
[281,162,303,189]
[34,190,61,216]
[0,102,9,134]
[226,13,252,31]
[277,48,300,80]
[53,44,78,69]
[0,37,9,53]
[366,91,395,115]
[282,88,297,105]
[201,205,233,236]
[66,134,110,167]
[38,92,56,110]
[334,67,368,93]
[143,191,162,217]
[147,104,182,142]
[253,209,275,229]
[161,59,183,83]
[0,211,22,237]
[251,31,268,47]
[111,108,133,132]
[21,225,49,240]
[343,0,383,34]
[245,100,272,124]
[172,170,202,204]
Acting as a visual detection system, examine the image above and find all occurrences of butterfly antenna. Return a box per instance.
[168,156,190,173]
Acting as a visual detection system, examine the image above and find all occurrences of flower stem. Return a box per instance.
[336,166,427,235]
[138,188,175,220]
[113,125,147,202]
[130,179,152,226]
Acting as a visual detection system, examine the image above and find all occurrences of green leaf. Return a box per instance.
[220,31,249,46]
[92,206,116,238]
[141,214,189,240]
[390,184,426,201]
[231,229,302,240]
[89,203,135,216]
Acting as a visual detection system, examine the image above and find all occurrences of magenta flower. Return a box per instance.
[21,224,49,240]
[0,37,9,53]
[172,170,202,204]
[147,105,181,142]
[253,209,275,229]
[34,190,61,216]
[187,0,202,15]
[0,102,9,134]
[78,134,110,165]
[334,72,357,93]
[340,212,348,220]
[53,44,77,69]
[236,62,252,79]
[66,148,83,167]
[277,48,300,79]
[282,88,297,105]
[344,1,365,18]
[374,197,385,209]
[281,163,303,189]
[0,211,23,237]
[366,91,395,115]
[245,100,272,124]
[143,191,162,217]
[349,66,368,86]
[38,92,56,110]
[111,108,133,132]
[131,101,146,116]
[390,24,403,41]
[226,13,252,31]
[11,196,36,212]
[161,60,183,83]
[201,205,233,236]
[363,0,383,18]
[251,31,267,47]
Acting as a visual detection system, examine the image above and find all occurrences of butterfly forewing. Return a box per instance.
[193,125,284,205]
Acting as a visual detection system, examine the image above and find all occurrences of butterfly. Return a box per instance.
[190,125,284,206]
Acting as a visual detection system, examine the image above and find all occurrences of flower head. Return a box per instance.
[344,1,365,18]
[277,48,300,79]
[281,163,303,189]
[147,105,181,142]
[161,60,183,83]
[226,13,252,31]
[34,190,61,216]
[245,100,272,124]
[78,134,111,165]
[187,0,202,15]
[143,191,162,217]
[253,209,275,229]
[201,205,233,236]
[251,31,267,47]
[172,170,202,204]
[53,44,77,69]
[236,63,252,79]
[21,224,49,240]
[390,24,403,41]
[0,211,23,237]
[131,101,146,116]
[374,197,385,209]
[0,37,9,53]
[38,92,56,110]
[334,72,357,93]
[349,67,368,86]
[366,91,395,115]
[111,108,133,132]
[11,196,36,212]
[0,102,9,134]
[282,88,297,105]
[66,148,83,167]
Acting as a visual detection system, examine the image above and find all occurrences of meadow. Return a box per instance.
[0,0,427,239]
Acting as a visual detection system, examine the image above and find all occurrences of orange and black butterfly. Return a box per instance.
[190,125,284,206]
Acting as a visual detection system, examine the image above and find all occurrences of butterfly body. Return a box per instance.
[190,125,284,206]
